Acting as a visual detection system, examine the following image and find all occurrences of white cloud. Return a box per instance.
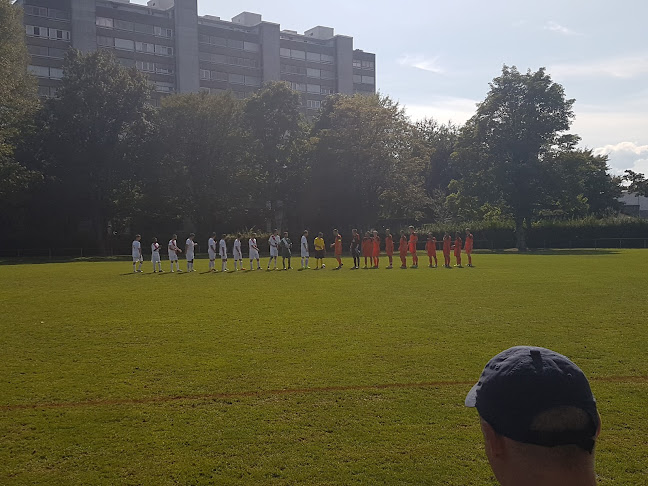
[544,20,582,36]
[403,97,478,125]
[550,55,648,79]
[397,54,445,74]
[593,142,648,175]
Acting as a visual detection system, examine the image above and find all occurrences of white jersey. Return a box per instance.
[249,238,259,260]
[132,240,142,260]
[185,238,195,259]
[151,242,161,263]
[301,235,309,257]
[269,234,280,257]
[233,239,242,259]
[219,239,227,259]
[208,237,216,252]
[168,239,179,260]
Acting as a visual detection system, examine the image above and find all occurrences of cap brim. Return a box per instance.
[465,382,479,407]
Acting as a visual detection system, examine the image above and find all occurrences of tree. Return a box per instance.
[623,170,648,197]
[242,82,308,230]
[450,66,576,249]
[309,94,430,229]
[36,49,153,249]
[0,0,40,205]
[151,91,252,235]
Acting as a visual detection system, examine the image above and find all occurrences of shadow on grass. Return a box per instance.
[477,249,622,256]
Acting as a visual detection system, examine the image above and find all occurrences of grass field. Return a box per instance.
[1,250,647,485]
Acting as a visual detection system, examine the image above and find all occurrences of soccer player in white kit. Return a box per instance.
[219,234,228,272]
[168,234,182,272]
[185,233,197,272]
[233,234,244,271]
[301,230,310,269]
[268,229,280,270]
[151,237,163,273]
[132,234,143,273]
[249,233,261,270]
[208,232,218,272]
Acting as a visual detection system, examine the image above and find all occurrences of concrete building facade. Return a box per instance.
[17,0,376,111]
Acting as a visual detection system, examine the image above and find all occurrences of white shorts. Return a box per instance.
[301,250,309,258]
[151,253,161,263]
[249,249,259,260]
[208,250,217,260]
[168,252,178,261]
[233,249,242,260]
[133,255,143,263]
[220,253,227,260]
[270,247,279,257]
[186,252,194,261]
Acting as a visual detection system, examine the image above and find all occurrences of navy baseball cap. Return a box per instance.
[465,346,599,452]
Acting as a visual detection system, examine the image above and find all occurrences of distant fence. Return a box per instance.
[1,238,647,260]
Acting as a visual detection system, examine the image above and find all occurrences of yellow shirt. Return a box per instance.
[314,237,325,251]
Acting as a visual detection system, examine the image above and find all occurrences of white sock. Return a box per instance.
[301,257,304,268]
[222,261,226,271]
[305,257,309,267]
[250,260,253,268]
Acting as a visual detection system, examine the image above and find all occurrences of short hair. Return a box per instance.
[135,234,141,238]
[189,233,195,237]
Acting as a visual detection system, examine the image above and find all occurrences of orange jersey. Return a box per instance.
[454,237,463,256]
[385,235,394,255]
[362,237,372,257]
[372,236,381,256]
[443,236,452,254]
[334,235,342,254]
[399,236,408,255]
[408,233,418,253]
[426,238,437,256]
[465,234,474,253]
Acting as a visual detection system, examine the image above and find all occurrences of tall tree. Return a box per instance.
[450,66,576,249]
[242,81,307,230]
[0,0,40,206]
[37,49,153,249]
[151,91,252,235]
[623,170,648,197]
[309,94,430,229]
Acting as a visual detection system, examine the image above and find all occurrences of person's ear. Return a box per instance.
[480,419,506,459]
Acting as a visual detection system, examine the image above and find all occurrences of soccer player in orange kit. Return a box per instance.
[384,229,394,269]
[362,231,372,269]
[442,231,452,268]
[408,226,419,268]
[372,230,381,268]
[331,229,343,269]
[454,232,463,267]
[465,229,474,267]
[399,230,408,269]
[426,234,438,267]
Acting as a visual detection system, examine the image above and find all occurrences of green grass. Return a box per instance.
[1,250,647,485]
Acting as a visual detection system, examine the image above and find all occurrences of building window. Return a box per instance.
[26,26,70,42]
[291,50,305,60]
[49,48,67,59]
[306,68,320,78]
[353,59,362,68]
[280,47,291,58]
[114,38,135,51]
[24,5,48,17]
[24,6,69,21]
[290,82,306,92]
[229,73,245,84]
[353,74,362,83]
[307,52,321,62]
[137,60,156,72]
[119,58,136,68]
[320,87,334,95]
[155,45,173,56]
[321,54,334,63]
[113,19,134,31]
[362,75,375,84]
[152,81,174,93]
[156,65,174,75]
[136,42,155,53]
[25,25,45,38]
[200,69,210,80]
[50,29,71,41]
[362,60,375,69]
[97,36,114,47]
[134,22,155,35]
[154,26,173,38]
[227,39,244,50]
[244,75,260,87]
[211,71,228,82]
[27,45,49,57]
[243,41,259,52]
[307,84,320,93]
[27,65,49,77]
[306,100,321,109]
[37,85,51,97]
[96,17,113,28]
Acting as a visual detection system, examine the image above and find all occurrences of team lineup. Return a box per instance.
[130,226,475,273]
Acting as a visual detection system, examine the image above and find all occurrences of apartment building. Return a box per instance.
[17,0,376,111]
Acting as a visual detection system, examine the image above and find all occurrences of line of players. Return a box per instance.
[130,226,474,273]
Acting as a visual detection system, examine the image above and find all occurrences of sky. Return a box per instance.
[135,0,648,175]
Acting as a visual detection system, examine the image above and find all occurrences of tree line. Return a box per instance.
[1,1,644,252]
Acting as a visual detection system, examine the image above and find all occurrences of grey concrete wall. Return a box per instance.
[70,0,97,53]
[335,35,353,95]
[259,22,280,83]
[174,0,199,93]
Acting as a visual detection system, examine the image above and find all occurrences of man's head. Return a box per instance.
[283,231,288,237]
[274,229,279,235]
[135,234,141,241]
[409,225,415,234]
[466,346,600,485]
[189,233,195,240]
